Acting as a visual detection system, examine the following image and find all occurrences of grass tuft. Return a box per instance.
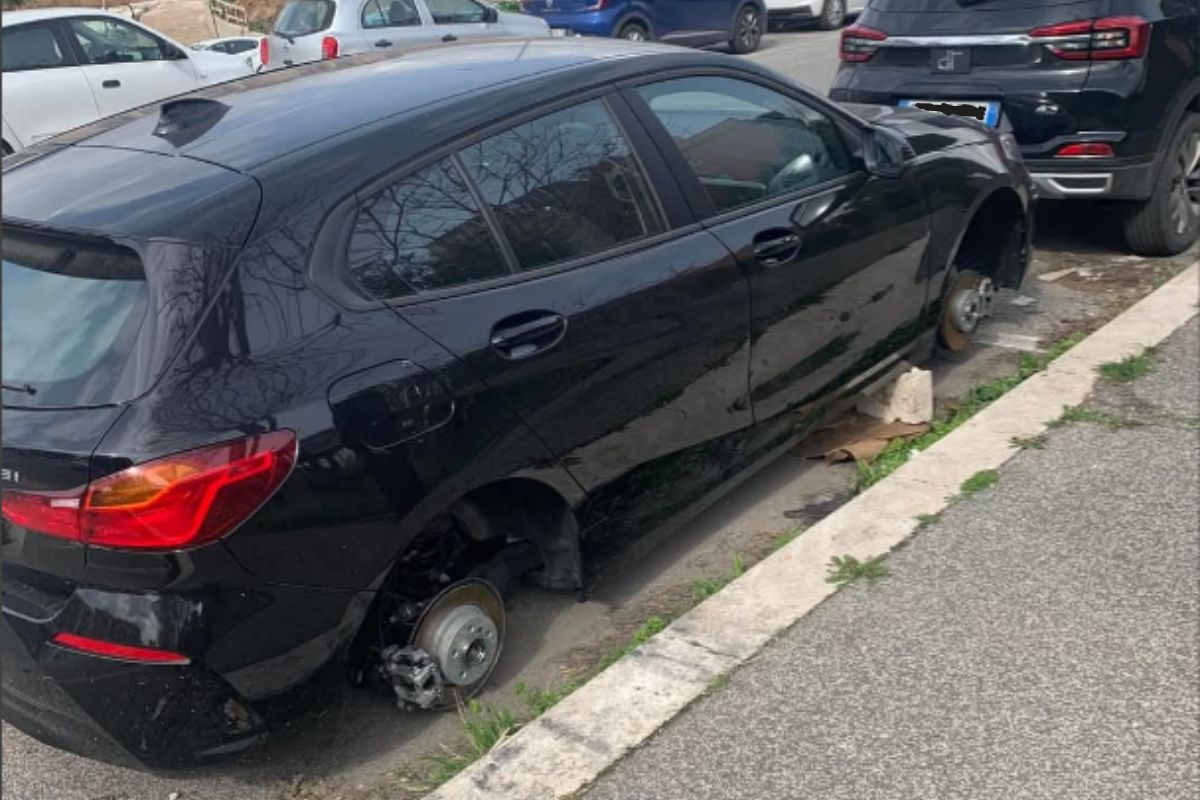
[691,553,746,602]
[772,523,807,551]
[960,469,999,496]
[415,700,521,787]
[1098,345,1158,383]
[1011,434,1048,450]
[1049,406,1142,429]
[826,554,890,585]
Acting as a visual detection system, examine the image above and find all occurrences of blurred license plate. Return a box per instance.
[900,99,1000,127]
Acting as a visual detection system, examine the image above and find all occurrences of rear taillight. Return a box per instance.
[51,632,190,665]
[583,0,609,8]
[1,431,297,550]
[1030,16,1149,61]
[1056,142,1115,158]
[840,24,887,63]
[321,35,339,60]
[259,36,269,66]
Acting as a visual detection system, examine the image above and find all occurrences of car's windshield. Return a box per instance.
[274,0,337,36]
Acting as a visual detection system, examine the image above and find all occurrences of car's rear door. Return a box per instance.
[420,0,495,40]
[848,0,1114,146]
[624,71,931,440]
[63,16,199,117]
[359,0,440,52]
[1,21,100,146]
[332,91,755,530]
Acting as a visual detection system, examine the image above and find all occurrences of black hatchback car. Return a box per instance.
[831,0,1200,256]
[2,39,1032,767]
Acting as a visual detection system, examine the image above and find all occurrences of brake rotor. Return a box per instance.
[940,270,994,352]
[409,578,505,710]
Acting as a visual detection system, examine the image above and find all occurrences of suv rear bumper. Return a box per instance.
[1026,157,1157,201]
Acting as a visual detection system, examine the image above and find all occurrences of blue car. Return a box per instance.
[519,0,766,53]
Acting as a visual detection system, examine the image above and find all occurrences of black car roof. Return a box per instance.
[15,39,735,174]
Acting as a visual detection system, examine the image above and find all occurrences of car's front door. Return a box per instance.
[1,21,100,146]
[358,0,439,51]
[419,0,495,40]
[626,73,931,440]
[340,93,755,531]
[64,16,199,117]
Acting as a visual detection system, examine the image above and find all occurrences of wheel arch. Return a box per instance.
[611,11,653,38]
[943,183,1031,292]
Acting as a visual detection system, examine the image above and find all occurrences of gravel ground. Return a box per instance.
[586,320,1200,800]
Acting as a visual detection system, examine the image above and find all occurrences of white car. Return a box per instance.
[1,8,256,155]
[192,35,267,73]
[765,0,865,30]
[267,0,549,69]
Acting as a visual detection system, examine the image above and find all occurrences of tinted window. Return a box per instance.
[221,39,258,54]
[459,99,664,271]
[427,0,486,24]
[275,0,336,36]
[364,0,421,27]
[637,77,854,213]
[2,24,68,72]
[69,18,165,64]
[2,229,147,403]
[347,158,508,298]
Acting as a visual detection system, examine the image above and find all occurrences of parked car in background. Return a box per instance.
[766,0,864,30]
[1,8,255,155]
[830,0,1200,256]
[266,0,548,68]
[192,35,267,72]
[1,39,1031,767]
[518,0,767,52]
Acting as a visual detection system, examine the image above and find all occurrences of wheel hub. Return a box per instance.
[424,604,499,686]
[949,276,994,335]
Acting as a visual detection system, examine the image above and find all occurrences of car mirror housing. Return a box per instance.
[864,126,908,178]
[484,6,499,22]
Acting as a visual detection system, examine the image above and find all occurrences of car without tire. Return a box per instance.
[830,0,1200,257]
[1,38,1032,768]
[1,8,256,155]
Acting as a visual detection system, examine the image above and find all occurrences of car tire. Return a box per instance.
[729,3,765,54]
[617,21,649,41]
[817,0,847,30]
[1122,113,1200,257]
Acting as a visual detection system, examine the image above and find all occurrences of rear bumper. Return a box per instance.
[531,9,618,36]
[766,4,818,22]
[1027,157,1156,202]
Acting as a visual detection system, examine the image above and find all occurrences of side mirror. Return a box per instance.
[863,126,908,178]
[484,5,499,21]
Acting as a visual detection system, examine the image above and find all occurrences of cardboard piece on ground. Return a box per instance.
[793,413,930,463]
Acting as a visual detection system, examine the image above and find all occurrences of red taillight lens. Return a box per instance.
[1056,142,1115,158]
[1031,16,1149,61]
[583,0,608,8]
[50,632,190,665]
[259,36,269,66]
[321,35,339,60]
[1,431,297,550]
[841,24,887,63]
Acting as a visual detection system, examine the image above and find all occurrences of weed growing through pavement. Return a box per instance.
[826,554,890,585]
[772,523,807,551]
[1049,406,1142,429]
[854,333,1083,492]
[1098,345,1159,383]
[1011,434,1048,450]
[707,673,731,693]
[412,700,522,788]
[960,469,999,496]
[691,553,746,602]
[915,512,941,529]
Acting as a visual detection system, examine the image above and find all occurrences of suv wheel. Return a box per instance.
[729,3,764,53]
[818,0,847,29]
[1123,113,1200,256]
[617,21,649,41]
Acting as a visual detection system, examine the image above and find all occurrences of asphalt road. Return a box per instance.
[1,28,1195,800]
[586,320,1200,800]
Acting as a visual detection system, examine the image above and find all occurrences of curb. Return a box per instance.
[427,264,1200,800]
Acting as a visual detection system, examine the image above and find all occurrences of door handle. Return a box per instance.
[442,33,458,42]
[752,228,802,266]
[102,79,121,88]
[374,39,392,47]
[490,313,567,360]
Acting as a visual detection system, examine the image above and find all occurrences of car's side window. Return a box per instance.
[68,18,167,64]
[458,99,664,271]
[635,76,855,214]
[426,0,487,24]
[347,157,509,299]
[2,23,70,72]
[364,0,420,28]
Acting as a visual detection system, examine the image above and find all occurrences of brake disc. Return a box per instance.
[940,270,995,352]
[409,578,505,710]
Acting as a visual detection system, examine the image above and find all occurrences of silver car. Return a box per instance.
[267,0,549,68]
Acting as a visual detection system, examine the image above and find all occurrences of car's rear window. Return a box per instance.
[275,0,337,36]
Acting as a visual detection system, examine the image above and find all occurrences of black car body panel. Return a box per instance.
[2,39,1032,768]
[831,0,1200,202]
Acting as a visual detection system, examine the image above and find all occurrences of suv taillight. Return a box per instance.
[1030,15,1149,60]
[259,36,269,66]
[840,24,887,62]
[321,35,339,60]
[1,431,297,550]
